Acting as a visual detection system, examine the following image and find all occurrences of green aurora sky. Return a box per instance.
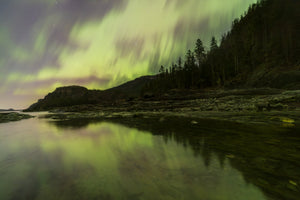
[0,0,257,109]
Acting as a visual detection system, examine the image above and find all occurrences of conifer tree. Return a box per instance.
[210,37,218,52]
[194,38,205,66]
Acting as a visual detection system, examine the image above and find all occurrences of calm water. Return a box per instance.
[0,113,299,200]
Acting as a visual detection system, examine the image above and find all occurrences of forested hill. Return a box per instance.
[143,0,300,93]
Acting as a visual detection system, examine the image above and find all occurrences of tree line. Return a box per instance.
[142,0,299,94]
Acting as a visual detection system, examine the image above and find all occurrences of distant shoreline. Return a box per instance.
[0,112,34,123]
[0,109,16,112]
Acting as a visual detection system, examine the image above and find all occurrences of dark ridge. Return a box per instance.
[24,76,156,111]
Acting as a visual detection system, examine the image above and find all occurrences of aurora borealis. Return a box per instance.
[0,0,257,109]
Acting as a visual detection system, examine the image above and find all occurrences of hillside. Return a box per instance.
[143,0,300,93]
[24,76,155,111]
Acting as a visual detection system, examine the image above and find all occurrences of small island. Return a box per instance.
[0,112,34,123]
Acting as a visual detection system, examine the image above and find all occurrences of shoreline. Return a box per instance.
[4,88,300,126]
[42,110,300,127]
[40,88,300,126]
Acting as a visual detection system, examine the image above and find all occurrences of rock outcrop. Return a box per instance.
[24,76,155,111]
[24,86,101,111]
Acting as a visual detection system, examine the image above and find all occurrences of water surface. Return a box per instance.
[0,113,299,200]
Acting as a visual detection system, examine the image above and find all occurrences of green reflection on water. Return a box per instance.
[0,117,298,200]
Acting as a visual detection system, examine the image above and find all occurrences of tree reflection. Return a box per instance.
[48,116,300,200]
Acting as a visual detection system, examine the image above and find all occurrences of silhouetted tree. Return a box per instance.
[142,0,300,93]
[210,36,218,52]
[159,65,165,74]
[194,38,206,67]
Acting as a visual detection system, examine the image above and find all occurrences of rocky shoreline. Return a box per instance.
[0,112,34,123]
[41,88,300,126]
[2,88,299,125]
[41,88,299,112]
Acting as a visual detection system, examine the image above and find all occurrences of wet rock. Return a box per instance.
[289,180,298,186]
[269,103,284,110]
[281,117,295,124]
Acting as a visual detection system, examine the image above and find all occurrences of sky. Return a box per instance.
[0,0,257,109]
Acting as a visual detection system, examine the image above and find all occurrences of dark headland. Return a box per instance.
[24,0,300,125]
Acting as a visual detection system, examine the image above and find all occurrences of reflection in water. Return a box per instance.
[0,116,299,200]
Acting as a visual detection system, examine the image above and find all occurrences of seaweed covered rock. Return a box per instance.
[0,112,33,123]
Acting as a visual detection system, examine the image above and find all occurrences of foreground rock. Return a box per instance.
[0,112,34,123]
[42,109,300,127]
